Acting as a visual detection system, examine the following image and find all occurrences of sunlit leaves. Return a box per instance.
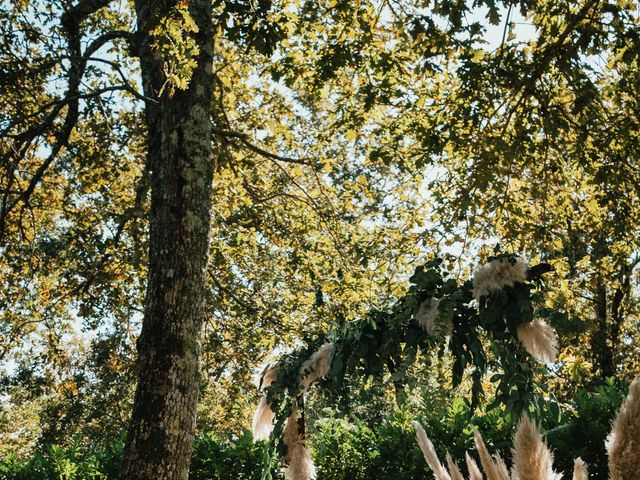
[151,3,200,94]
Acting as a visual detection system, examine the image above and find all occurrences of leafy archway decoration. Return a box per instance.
[253,254,557,479]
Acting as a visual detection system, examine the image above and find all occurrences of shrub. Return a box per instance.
[0,381,628,480]
[0,436,124,480]
[0,433,268,480]
[544,379,627,479]
[189,432,273,480]
[313,409,436,480]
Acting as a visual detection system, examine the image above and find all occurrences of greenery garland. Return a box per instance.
[257,253,554,479]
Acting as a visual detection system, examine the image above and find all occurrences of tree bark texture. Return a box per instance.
[591,261,636,382]
[120,0,215,478]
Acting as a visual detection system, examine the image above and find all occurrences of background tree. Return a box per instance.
[417,1,640,391]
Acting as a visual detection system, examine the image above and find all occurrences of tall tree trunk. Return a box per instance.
[592,277,615,380]
[120,1,214,478]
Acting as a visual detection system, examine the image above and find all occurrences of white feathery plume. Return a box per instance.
[572,458,588,480]
[465,452,483,480]
[415,298,441,335]
[473,429,510,480]
[607,375,640,480]
[282,407,316,480]
[412,421,452,480]
[252,364,279,441]
[516,319,558,364]
[511,415,561,480]
[472,257,529,300]
[299,342,333,391]
[445,453,465,480]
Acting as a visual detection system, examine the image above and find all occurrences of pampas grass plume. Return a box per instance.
[473,428,509,480]
[415,298,441,335]
[445,453,465,480]
[607,375,640,480]
[465,452,483,480]
[572,458,588,480]
[511,415,561,480]
[299,342,333,391]
[252,364,279,441]
[282,408,316,480]
[472,257,529,300]
[412,421,452,480]
[494,455,510,480]
[516,319,558,364]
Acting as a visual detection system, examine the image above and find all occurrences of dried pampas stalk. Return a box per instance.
[572,458,588,480]
[465,452,483,480]
[299,342,333,391]
[473,429,509,480]
[607,375,640,480]
[283,407,316,480]
[516,319,558,364]
[252,364,280,441]
[511,415,561,480]
[445,453,465,480]
[412,421,452,480]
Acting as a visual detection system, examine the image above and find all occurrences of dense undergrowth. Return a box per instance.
[0,381,626,480]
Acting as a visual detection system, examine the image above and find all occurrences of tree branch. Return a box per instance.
[212,128,312,165]
[527,263,554,280]
[500,0,601,134]
[0,0,123,242]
